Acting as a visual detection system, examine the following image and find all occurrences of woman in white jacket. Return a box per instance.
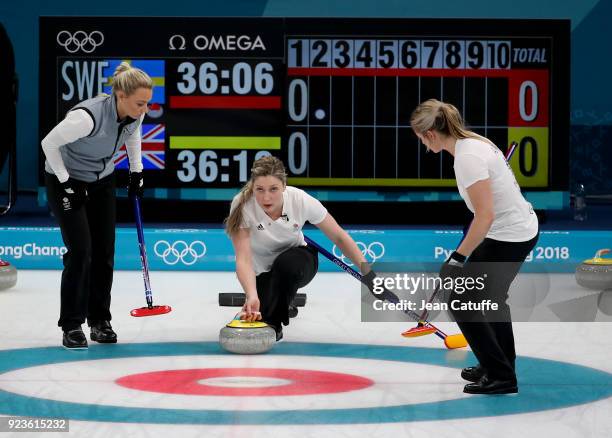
[411,99,539,395]
[225,156,373,341]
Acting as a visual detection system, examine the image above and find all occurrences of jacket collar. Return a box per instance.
[109,94,136,125]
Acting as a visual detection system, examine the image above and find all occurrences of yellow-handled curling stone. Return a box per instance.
[575,249,612,290]
[219,314,276,354]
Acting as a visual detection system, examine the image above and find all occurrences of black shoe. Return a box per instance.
[463,375,518,395]
[268,323,284,342]
[288,304,298,318]
[62,327,88,349]
[461,365,486,382]
[89,321,117,343]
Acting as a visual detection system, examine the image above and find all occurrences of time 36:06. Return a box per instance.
[176,150,272,183]
[176,62,275,95]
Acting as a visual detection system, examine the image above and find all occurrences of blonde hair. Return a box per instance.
[111,62,154,96]
[410,99,492,144]
[225,156,287,236]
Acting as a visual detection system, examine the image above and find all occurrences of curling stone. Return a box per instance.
[0,259,17,291]
[575,249,612,290]
[219,316,276,354]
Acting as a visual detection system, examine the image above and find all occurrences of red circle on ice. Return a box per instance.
[115,368,374,396]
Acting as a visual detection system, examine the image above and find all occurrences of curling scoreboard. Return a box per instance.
[39,17,569,191]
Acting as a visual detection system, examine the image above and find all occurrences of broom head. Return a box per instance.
[130,305,172,317]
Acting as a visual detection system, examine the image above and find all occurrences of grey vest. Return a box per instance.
[45,94,141,182]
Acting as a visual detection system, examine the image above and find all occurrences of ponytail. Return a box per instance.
[224,181,254,236]
[410,99,491,144]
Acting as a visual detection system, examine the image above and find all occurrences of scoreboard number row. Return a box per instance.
[288,39,512,70]
[288,77,543,125]
[283,130,548,183]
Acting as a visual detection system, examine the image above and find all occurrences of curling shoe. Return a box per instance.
[276,328,284,342]
[463,375,518,395]
[62,327,88,350]
[461,365,486,382]
[268,323,284,342]
[288,304,299,318]
[90,320,117,343]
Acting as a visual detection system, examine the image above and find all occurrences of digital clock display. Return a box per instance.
[39,17,569,191]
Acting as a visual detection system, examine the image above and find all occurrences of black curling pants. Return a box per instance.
[45,172,116,331]
[450,232,538,382]
[256,245,318,329]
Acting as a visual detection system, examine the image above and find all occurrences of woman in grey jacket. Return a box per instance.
[41,62,152,349]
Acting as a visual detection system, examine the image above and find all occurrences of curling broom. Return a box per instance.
[130,196,172,317]
[303,235,467,349]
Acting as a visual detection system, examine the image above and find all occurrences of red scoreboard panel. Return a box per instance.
[39,18,569,192]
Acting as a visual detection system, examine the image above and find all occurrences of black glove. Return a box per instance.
[60,178,88,212]
[128,171,144,198]
[439,251,467,281]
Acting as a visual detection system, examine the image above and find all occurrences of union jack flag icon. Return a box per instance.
[114,124,165,170]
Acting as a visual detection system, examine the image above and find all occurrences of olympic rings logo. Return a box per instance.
[332,241,385,266]
[56,30,104,53]
[153,240,207,266]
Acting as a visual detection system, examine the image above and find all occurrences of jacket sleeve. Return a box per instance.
[124,114,144,173]
[41,109,94,183]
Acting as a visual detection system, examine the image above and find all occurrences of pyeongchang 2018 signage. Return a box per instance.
[0,227,234,271]
[0,227,606,273]
[0,242,67,260]
[0,228,68,268]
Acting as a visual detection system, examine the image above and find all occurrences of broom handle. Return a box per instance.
[133,196,153,308]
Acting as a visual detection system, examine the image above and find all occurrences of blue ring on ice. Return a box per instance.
[0,342,611,424]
